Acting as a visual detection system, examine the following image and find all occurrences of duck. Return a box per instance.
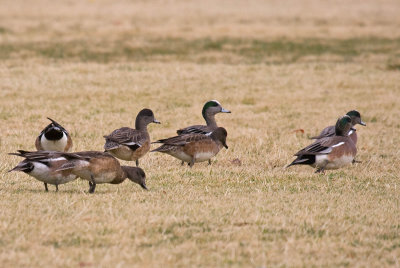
[287,115,357,173]
[310,110,366,145]
[8,150,78,191]
[35,117,73,152]
[56,151,147,193]
[151,127,228,167]
[177,100,230,135]
[103,108,160,166]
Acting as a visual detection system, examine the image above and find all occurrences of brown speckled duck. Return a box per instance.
[152,127,228,167]
[103,108,160,166]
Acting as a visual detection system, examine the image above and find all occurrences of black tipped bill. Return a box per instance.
[140,182,148,190]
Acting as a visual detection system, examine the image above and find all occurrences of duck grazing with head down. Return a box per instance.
[35,118,73,152]
[177,100,231,135]
[103,108,160,167]
[287,115,357,173]
[152,127,228,167]
[56,151,147,194]
[8,150,77,192]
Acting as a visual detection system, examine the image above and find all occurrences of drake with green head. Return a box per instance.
[288,115,357,173]
[311,110,366,145]
[177,100,230,135]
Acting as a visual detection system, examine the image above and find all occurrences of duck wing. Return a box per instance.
[177,125,212,135]
[104,127,147,151]
[310,125,335,139]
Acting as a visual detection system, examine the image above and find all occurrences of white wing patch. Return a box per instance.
[41,157,67,162]
[348,130,354,135]
[124,142,142,147]
[331,142,345,148]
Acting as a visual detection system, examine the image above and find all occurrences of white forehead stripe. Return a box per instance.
[210,100,221,105]
[331,142,345,148]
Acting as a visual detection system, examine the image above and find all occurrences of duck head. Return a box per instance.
[122,166,148,190]
[346,110,366,127]
[202,100,231,120]
[211,127,228,149]
[135,108,161,130]
[335,115,353,136]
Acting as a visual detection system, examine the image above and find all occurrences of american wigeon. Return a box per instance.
[152,127,228,167]
[287,115,357,173]
[103,108,160,166]
[8,150,77,191]
[311,110,366,145]
[177,100,230,135]
[35,118,73,152]
[56,151,147,193]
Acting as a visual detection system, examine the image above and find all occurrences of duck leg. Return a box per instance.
[44,183,48,192]
[189,158,195,168]
[315,167,326,174]
[88,176,96,194]
[181,161,185,166]
[136,160,139,167]
[56,185,59,192]
[208,159,212,165]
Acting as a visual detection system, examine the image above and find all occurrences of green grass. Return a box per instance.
[1,37,400,64]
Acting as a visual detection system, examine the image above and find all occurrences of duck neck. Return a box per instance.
[135,118,148,131]
[203,112,217,128]
[110,167,127,184]
[335,125,351,136]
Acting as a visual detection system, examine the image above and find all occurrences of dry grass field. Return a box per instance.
[1,0,400,267]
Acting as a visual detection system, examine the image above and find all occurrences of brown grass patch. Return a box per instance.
[1,0,400,267]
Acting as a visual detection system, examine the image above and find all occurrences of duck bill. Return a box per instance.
[221,108,231,113]
[153,119,161,124]
[360,121,366,126]
[140,182,148,190]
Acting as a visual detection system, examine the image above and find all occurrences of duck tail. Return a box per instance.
[285,160,298,169]
[8,162,34,173]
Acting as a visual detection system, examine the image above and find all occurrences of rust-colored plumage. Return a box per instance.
[56,151,147,193]
[288,115,357,173]
[152,127,228,167]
